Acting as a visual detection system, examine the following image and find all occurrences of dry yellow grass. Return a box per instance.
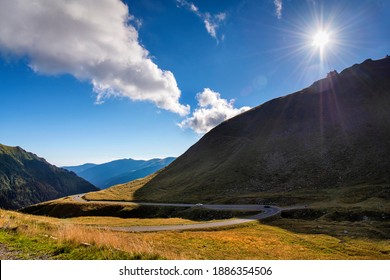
[68,216,214,227]
[0,209,178,259]
[128,224,390,260]
[84,173,156,201]
[1,209,389,260]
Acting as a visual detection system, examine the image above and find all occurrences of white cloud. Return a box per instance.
[190,3,199,13]
[176,0,226,42]
[215,13,227,21]
[179,88,251,134]
[274,0,283,19]
[0,0,189,116]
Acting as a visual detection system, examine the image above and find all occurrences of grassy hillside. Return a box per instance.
[1,208,389,259]
[0,144,98,210]
[131,57,390,204]
[83,173,157,201]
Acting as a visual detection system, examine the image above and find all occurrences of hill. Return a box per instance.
[64,157,175,189]
[0,144,99,210]
[133,57,390,204]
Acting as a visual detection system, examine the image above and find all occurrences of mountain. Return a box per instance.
[64,157,175,189]
[63,163,97,174]
[0,144,99,210]
[133,57,390,204]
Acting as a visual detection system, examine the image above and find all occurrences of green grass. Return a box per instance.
[0,229,157,260]
[0,209,163,260]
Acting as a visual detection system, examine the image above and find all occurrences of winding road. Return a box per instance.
[71,194,282,232]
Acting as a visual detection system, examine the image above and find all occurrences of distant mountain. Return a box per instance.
[133,57,390,203]
[0,144,99,210]
[63,163,97,174]
[64,157,175,189]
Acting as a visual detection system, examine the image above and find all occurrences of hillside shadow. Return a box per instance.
[21,202,258,221]
[261,208,390,240]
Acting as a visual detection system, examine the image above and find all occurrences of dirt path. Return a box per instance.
[0,243,52,260]
[0,243,21,260]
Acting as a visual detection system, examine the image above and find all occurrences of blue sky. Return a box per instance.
[0,0,389,166]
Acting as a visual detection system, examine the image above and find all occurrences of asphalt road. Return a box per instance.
[71,194,282,232]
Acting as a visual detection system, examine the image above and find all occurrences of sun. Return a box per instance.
[312,30,330,48]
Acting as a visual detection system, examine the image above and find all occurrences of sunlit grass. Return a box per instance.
[0,209,162,259]
[68,216,213,227]
[1,209,389,260]
[84,173,156,201]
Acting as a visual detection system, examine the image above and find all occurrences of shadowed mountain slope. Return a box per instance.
[134,57,390,203]
[0,144,99,209]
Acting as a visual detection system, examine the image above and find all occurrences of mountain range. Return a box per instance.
[132,57,390,204]
[63,157,175,189]
[0,144,98,209]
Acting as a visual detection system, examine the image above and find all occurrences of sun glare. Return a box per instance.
[312,30,330,48]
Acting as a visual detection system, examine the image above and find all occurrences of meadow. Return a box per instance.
[1,207,389,260]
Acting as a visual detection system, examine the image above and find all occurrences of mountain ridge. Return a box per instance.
[63,163,97,174]
[0,144,99,209]
[132,57,390,203]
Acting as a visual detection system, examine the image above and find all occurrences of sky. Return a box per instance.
[0,0,389,166]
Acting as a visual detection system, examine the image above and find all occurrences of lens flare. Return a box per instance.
[312,31,330,48]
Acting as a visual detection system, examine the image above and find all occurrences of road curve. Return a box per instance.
[71,194,281,232]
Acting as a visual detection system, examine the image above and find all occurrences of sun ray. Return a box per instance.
[312,30,331,62]
[312,30,330,48]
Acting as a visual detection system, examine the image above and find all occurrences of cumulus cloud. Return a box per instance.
[274,0,283,19]
[176,0,226,42]
[179,88,251,134]
[0,0,189,116]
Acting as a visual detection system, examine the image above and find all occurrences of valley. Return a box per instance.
[15,176,390,259]
[1,203,389,260]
